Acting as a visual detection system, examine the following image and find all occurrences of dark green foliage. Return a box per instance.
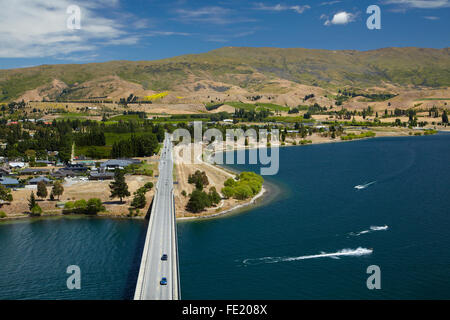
[443,110,448,124]
[111,133,159,158]
[131,191,146,209]
[188,170,209,190]
[36,181,48,199]
[63,198,104,215]
[221,172,264,201]
[186,189,212,213]
[109,169,130,202]
[208,187,221,205]
[0,185,13,202]
[28,192,36,211]
[51,181,64,200]
[30,204,42,216]
[143,182,154,190]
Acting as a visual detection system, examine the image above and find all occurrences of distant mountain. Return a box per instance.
[0,47,449,102]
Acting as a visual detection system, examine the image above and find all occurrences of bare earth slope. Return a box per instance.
[0,47,449,104]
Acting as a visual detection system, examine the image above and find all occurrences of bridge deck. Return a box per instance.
[134,134,180,300]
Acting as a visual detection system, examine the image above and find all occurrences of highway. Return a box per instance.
[134,133,180,300]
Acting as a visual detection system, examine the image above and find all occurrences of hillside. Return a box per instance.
[0,47,449,103]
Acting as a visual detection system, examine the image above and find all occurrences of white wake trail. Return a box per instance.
[242,247,373,266]
[354,181,377,190]
[350,225,389,236]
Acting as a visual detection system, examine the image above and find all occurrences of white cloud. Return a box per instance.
[175,6,257,25]
[423,15,440,19]
[320,1,342,6]
[322,11,356,26]
[0,0,129,58]
[384,0,450,9]
[255,3,310,14]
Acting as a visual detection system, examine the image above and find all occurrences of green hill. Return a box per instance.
[0,47,449,102]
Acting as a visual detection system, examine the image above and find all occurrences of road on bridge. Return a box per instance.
[134,133,179,300]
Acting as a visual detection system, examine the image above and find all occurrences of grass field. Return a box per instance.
[107,114,144,122]
[225,101,289,112]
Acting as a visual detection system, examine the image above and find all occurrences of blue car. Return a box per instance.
[160,277,167,285]
[161,254,168,261]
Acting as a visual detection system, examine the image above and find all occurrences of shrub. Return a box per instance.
[143,182,154,190]
[74,199,87,213]
[233,185,253,200]
[64,199,104,215]
[188,171,209,190]
[208,187,221,205]
[131,191,146,209]
[221,186,235,199]
[64,201,75,211]
[221,172,264,201]
[86,198,105,214]
[0,211,6,219]
[30,205,43,216]
[224,178,236,187]
[186,189,212,213]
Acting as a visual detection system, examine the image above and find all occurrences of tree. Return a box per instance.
[208,187,221,206]
[186,189,211,213]
[109,169,130,203]
[36,181,48,199]
[131,190,146,209]
[0,185,13,202]
[188,171,209,190]
[30,204,42,216]
[52,181,64,200]
[28,192,37,211]
[86,198,105,214]
[443,110,449,124]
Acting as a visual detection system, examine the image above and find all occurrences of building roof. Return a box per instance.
[89,171,115,179]
[0,177,20,185]
[29,176,52,184]
[100,159,135,168]
[21,168,50,174]
[8,162,26,168]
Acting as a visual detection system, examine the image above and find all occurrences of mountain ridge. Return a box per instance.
[1,46,449,103]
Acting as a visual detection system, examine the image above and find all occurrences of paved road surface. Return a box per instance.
[134,134,179,300]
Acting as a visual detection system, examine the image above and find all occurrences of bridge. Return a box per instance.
[134,133,180,300]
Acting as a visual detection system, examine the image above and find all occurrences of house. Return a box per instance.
[35,160,54,166]
[20,168,50,175]
[100,159,140,170]
[8,162,26,169]
[28,176,52,185]
[89,171,115,181]
[51,169,82,178]
[0,167,11,176]
[0,177,20,188]
[64,163,89,172]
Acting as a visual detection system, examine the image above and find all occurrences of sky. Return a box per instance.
[0,0,449,69]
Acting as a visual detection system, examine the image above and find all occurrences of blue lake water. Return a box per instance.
[1,133,449,299]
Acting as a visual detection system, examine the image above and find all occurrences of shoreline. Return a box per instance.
[2,131,447,223]
[177,185,267,221]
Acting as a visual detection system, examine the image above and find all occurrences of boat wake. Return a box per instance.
[354,181,376,190]
[242,247,373,266]
[349,225,389,236]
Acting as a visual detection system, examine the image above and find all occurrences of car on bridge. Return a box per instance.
[161,254,168,261]
[160,277,167,285]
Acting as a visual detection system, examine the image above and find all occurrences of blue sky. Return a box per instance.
[0,0,448,69]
